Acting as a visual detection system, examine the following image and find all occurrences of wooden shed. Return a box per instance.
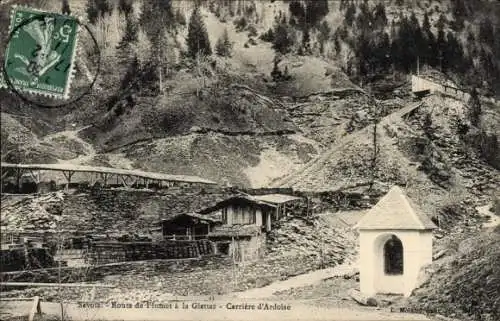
[159,213,221,240]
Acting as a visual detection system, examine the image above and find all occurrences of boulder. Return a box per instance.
[348,289,378,306]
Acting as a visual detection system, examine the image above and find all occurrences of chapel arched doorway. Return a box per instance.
[383,235,403,275]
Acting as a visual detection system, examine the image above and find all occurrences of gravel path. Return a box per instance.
[232,262,357,299]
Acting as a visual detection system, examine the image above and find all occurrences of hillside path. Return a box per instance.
[274,101,422,187]
[232,263,357,299]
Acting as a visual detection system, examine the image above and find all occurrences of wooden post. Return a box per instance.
[119,175,129,188]
[62,171,74,191]
[28,296,42,321]
[16,168,21,193]
[90,286,96,301]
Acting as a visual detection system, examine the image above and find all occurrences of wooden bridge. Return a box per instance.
[0,162,217,190]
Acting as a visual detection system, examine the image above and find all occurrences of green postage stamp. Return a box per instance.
[1,6,79,99]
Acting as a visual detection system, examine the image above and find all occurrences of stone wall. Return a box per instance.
[85,240,214,265]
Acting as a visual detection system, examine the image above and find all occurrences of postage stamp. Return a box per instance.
[1,6,79,100]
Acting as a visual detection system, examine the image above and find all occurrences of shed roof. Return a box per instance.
[0,162,216,185]
[197,195,277,214]
[356,186,437,230]
[197,194,302,215]
[159,213,221,225]
[252,194,302,204]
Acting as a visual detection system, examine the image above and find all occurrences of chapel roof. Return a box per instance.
[356,186,437,230]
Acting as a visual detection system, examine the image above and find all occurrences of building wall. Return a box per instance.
[229,234,266,262]
[225,204,263,227]
[411,75,470,101]
[359,229,433,296]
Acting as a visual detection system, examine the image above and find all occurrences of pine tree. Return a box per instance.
[468,88,481,127]
[118,0,133,16]
[289,0,306,26]
[140,0,176,93]
[421,12,436,66]
[215,28,232,57]
[396,15,417,72]
[187,6,212,59]
[344,3,356,27]
[301,27,311,54]
[409,12,425,65]
[445,31,466,73]
[86,0,99,24]
[479,18,495,47]
[117,14,139,89]
[306,0,329,26]
[436,14,447,31]
[175,8,187,26]
[62,0,71,15]
[373,2,387,29]
[118,15,138,50]
[273,19,294,54]
[87,0,112,24]
[121,55,140,91]
[436,25,447,71]
[422,12,431,33]
[378,32,391,72]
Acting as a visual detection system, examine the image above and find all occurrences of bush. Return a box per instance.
[260,28,275,42]
[247,24,258,37]
[234,16,248,32]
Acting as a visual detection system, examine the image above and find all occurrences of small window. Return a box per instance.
[384,236,404,275]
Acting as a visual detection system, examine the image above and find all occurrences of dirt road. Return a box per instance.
[232,262,357,299]
[1,300,430,321]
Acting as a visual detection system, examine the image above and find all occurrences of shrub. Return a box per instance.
[234,16,248,32]
[260,28,274,42]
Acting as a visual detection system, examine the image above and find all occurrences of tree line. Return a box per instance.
[84,0,233,94]
[258,0,499,95]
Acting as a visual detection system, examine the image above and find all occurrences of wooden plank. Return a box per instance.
[1,282,116,288]
[16,168,22,192]
[119,175,129,187]
[101,173,108,186]
[0,297,35,301]
[28,296,41,321]
[1,169,8,180]
[62,171,74,190]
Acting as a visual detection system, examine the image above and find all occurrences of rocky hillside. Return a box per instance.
[409,227,500,321]
[1,0,499,187]
[275,91,500,226]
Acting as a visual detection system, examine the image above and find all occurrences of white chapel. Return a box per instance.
[356,186,437,297]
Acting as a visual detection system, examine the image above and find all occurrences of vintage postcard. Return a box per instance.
[1,1,499,321]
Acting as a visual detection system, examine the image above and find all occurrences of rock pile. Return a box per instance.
[1,192,65,233]
[267,216,357,264]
